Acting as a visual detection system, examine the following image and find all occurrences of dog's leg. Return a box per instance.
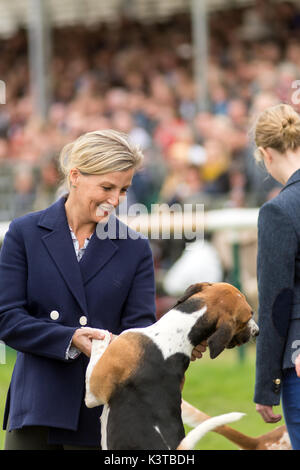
[177,411,245,450]
[100,404,110,450]
[85,330,111,408]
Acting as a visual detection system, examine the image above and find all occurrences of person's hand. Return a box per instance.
[71,327,110,357]
[191,341,207,361]
[295,353,300,378]
[256,404,282,423]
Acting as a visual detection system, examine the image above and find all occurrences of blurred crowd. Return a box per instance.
[1,0,300,222]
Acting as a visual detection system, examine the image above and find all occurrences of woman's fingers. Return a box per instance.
[71,328,110,356]
[256,404,282,423]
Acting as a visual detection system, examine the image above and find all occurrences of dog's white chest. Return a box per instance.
[126,307,207,360]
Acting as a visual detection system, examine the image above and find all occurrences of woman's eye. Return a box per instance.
[101,186,129,193]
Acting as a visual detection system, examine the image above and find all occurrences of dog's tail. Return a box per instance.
[181,399,291,450]
[181,399,257,449]
[177,411,245,450]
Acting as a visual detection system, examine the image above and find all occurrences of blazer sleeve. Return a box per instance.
[118,238,156,332]
[0,219,78,361]
[254,202,298,405]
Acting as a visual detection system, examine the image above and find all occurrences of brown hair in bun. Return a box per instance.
[253,104,300,162]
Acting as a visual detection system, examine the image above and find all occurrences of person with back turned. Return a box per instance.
[253,104,300,450]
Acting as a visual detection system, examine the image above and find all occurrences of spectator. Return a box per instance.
[12,164,36,218]
[0,4,300,221]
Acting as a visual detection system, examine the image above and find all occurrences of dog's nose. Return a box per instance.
[248,318,259,337]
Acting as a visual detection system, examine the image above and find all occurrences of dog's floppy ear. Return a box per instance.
[173,282,212,308]
[207,322,233,359]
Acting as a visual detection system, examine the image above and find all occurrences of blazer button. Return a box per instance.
[273,378,281,393]
[50,310,59,321]
[79,316,88,326]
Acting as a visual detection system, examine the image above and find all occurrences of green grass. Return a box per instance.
[183,345,284,450]
[0,345,284,450]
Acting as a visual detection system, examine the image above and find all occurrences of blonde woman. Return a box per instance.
[0,129,205,450]
[253,104,300,450]
[0,129,155,450]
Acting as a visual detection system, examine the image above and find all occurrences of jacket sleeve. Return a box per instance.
[254,202,298,405]
[118,238,156,332]
[0,219,78,361]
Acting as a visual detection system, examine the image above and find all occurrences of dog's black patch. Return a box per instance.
[174,297,204,314]
[106,339,188,450]
[188,314,216,347]
[173,283,211,306]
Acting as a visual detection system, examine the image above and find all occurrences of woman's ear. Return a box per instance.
[258,147,270,163]
[260,147,274,165]
[69,168,80,188]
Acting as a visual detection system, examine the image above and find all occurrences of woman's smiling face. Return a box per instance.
[69,168,134,224]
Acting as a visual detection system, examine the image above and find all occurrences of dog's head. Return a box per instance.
[173,282,259,359]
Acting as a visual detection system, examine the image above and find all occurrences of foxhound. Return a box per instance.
[181,400,291,450]
[85,282,259,450]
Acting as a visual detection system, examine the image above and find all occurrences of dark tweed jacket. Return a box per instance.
[254,168,300,406]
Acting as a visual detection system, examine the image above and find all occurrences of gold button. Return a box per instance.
[274,378,281,385]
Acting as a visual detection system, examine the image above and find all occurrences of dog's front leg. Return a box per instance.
[85,330,111,408]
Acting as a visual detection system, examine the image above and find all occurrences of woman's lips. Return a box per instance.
[96,205,113,218]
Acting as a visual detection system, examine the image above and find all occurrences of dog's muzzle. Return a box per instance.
[227,318,259,349]
[248,318,259,338]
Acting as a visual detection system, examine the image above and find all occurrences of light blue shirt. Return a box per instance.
[69,226,92,262]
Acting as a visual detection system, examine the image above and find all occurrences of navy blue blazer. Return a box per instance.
[0,196,156,446]
[254,169,300,406]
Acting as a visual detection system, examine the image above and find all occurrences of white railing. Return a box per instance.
[0,208,259,244]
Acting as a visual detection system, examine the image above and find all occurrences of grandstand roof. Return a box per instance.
[0,0,286,38]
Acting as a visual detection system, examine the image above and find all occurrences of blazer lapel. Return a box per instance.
[79,229,118,285]
[38,197,88,315]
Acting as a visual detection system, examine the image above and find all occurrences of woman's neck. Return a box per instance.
[65,195,96,237]
[270,148,300,185]
[280,157,300,185]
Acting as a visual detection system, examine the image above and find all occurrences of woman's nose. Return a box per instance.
[107,191,121,207]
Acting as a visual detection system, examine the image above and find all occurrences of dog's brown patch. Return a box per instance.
[89,332,147,404]
[178,282,256,358]
[181,282,252,330]
[192,282,251,323]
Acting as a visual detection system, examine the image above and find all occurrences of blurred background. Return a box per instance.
[0,0,300,326]
[1,0,299,449]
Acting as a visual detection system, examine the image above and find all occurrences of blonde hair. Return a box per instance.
[59,129,144,190]
[253,103,300,162]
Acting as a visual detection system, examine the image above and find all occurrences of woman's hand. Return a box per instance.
[71,327,109,357]
[191,341,207,361]
[256,404,282,423]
